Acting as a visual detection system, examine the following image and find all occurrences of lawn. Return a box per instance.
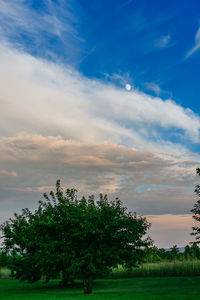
[1,277,200,299]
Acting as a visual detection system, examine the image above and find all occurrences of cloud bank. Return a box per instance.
[0,42,199,247]
[0,133,197,214]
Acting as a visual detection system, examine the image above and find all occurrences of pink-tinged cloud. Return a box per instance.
[0,169,17,177]
[147,214,196,248]
[0,133,198,217]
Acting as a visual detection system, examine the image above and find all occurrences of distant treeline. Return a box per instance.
[144,244,200,263]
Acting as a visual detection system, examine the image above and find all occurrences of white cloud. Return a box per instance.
[0,43,200,154]
[185,27,200,58]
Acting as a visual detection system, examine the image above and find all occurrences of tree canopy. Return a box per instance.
[191,168,200,244]
[1,180,151,294]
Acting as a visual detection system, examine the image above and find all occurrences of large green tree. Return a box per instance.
[1,180,151,294]
[191,168,200,244]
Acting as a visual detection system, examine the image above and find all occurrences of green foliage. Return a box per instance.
[157,248,168,260]
[0,250,11,279]
[144,246,161,263]
[191,168,200,243]
[1,180,151,294]
[169,245,180,262]
[0,250,9,267]
[143,244,200,263]
[0,267,10,279]
[184,244,200,260]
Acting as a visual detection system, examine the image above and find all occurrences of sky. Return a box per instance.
[0,0,200,248]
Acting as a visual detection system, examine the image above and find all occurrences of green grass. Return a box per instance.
[1,261,200,299]
[0,277,200,299]
[110,260,200,278]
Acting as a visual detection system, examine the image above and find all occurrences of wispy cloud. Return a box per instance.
[0,0,83,62]
[145,82,161,96]
[103,72,134,90]
[185,27,200,59]
[155,34,171,49]
[0,0,76,37]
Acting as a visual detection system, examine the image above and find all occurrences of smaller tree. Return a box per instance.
[191,168,200,244]
[170,245,180,262]
[144,246,160,263]
[184,244,200,260]
[184,245,191,260]
[157,248,167,260]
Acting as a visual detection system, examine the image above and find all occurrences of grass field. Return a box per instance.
[110,260,200,278]
[0,277,200,299]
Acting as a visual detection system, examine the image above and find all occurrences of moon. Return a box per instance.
[125,84,131,91]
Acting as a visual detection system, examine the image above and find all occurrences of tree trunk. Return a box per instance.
[83,278,93,294]
[44,275,50,284]
[60,268,68,287]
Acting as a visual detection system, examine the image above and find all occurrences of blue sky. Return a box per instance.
[0,0,200,247]
[3,0,200,111]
